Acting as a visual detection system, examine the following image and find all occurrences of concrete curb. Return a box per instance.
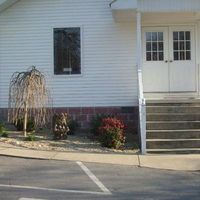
[0,146,200,171]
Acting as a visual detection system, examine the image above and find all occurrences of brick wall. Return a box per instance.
[53,106,139,134]
[0,106,139,134]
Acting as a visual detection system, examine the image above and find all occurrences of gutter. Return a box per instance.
[109,0,117,7]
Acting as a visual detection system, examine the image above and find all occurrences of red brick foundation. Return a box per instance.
[0,106,139,134]
[53,106,138,134]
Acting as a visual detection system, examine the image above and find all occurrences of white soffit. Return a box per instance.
[110,0,137,11]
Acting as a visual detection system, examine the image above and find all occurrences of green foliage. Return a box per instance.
[24,134,36,141]
[0,123,7,137]
[90,114,112,137]
[99,117,126,149]
[1,132,8,138]
[0,122,5,134]
[68,119,79,135]
[15,118,35,132]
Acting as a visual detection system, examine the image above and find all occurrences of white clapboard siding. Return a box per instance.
[139,0,200,12]
[0,0,138,108]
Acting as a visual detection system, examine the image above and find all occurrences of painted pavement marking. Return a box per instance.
[76,161,112,195]
[19,198,47,200]
[0,184,110,196]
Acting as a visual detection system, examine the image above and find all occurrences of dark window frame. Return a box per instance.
[53,27,82,76]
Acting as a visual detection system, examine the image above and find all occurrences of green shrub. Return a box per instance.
[98,117,126,149]
[0,122,6,134]
[15,118,35,132]
[1,132,8,138]
[24,134,36,141]
[68,119,79,135]
[90,114,112,137]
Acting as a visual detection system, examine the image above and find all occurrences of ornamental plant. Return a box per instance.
[98,117,126,149]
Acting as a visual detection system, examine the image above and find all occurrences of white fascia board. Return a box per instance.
[111,0,138,11]
[0,0,18,13]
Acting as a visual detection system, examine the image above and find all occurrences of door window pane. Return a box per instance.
[158,32,163,41]
[174,52,179,60]
[152,42,157,51]
[173,32,179,40]
[173,42,178,50]
[186,31,190,40]
[146,32,152,41]
[146,42,151,51]
[158,42,163,51]
[146,52,151,61]
[186,51,191,60]
[173,31,191,61]
[179,31,185,40]
[159,52,164,61]
[152,32,157,41]
[145,31,164,61]
[153,52,157,60]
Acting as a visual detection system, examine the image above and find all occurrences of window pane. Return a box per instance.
[174,52,179,60]
[186,31,190,40]
[180,41,185,50]
[146,32,151,41]
[186,51,191,60]
[153,52,158,61]
[146,52,151,61]
[146,42,151,51]
[158,32,163,41]
[158,42,163,51]
[152,32,157,41]
[159,52,164,61]
[54,28,81,75]
[180,51,185,60]
[173,42,178,50]
[179,31,185,40]
[173,32,178,40]
[186,41,191,50]
[152,42,157,51]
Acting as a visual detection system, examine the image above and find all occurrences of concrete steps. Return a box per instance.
[146,100,200,154]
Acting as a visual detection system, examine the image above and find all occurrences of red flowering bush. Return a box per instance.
[98,117,126,149]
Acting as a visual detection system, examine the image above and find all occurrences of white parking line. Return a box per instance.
[19,198,46,200]
[76,161,112,195]
[0,184,110,195]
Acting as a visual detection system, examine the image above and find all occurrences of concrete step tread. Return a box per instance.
[147,129,200,132]
[147,148,200,152]
[147,138,200,142]
[147,121,200,123]
[147,105,200,107]
[147,113,200,115]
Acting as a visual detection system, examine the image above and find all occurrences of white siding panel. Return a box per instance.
[0,0,138,108]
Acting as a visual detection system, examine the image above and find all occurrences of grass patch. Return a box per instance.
[24,134,36,141]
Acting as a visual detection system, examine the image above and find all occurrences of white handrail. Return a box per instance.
[138,68,146,154]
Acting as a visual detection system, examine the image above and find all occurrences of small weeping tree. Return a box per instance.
[8,66,52,137]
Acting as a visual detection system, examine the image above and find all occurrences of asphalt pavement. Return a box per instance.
[0,156,199,200]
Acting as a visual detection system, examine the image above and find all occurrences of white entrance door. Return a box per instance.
[143,26,196,93]
[169,26,196,92]
[143,27,169,92]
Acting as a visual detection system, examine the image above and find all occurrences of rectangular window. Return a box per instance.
[173,31,191,61]
[54,27,81,75]
[145,32,164,61]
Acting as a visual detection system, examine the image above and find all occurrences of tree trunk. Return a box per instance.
[23,102,28,137]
